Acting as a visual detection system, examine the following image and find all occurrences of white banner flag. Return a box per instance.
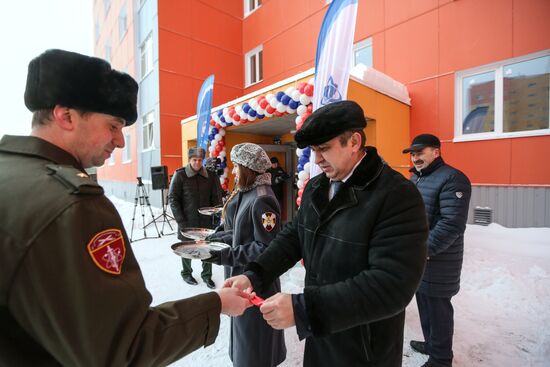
[309,0,358,178]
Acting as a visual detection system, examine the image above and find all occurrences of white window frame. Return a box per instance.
[104,44,111,63]
[140,33,153,80]
[244,0,262,17]
[245,45,263,87]
[108,152,116,166]
[94,16,100,43]
[142,111,155,151]
[454,49,550,142]
[353,37,373,68]
[118,2,128,42]
[103,0,111,18]
[122,132,132,163]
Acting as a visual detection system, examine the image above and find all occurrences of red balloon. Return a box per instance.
[222,183,228,190]
[215,123,222,130]
[212,151,219,157]
[234,114,241,122]
[296,196,302,206]
[210,119,216,126]
[266,106,275,114]
[297,82,306,94]
[298,188,304,196]
[304,84,314,97]
[259,99,268,109]
[296,121,303,131]
[307,104,313,112]
[218,139,225,147]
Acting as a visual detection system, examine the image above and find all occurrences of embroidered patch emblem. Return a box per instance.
[456,192,463,199]
[87,229,126,275]
[261,212,277,232]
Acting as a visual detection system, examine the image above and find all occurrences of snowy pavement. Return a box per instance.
[112,196,550,366]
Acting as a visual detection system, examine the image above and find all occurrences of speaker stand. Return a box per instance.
[144,188,176,235]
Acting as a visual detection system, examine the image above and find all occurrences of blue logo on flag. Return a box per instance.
[321,76,343,105]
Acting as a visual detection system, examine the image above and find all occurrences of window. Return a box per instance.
[142,111,154,150]
[353,38,373,68]
[108,152,115,166]
[118,2,128,41]
[122,132,131,162]
[245,45,263,86]
[140,34,153,79]
[103,0,111,17]
[455,50,550,141]
[244,0,262,17]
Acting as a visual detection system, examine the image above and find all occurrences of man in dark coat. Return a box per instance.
[169,147,223,288]
[225,100,429,367]
[267,156,289,205]
[403,134,471,367]
[0,49,251,367]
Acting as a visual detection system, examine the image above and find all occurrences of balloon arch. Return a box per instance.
[207,78,315,206]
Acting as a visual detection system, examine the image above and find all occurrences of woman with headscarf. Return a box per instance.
[204,143,286,367]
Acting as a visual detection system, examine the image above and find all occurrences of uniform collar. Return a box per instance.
[0,135,83,169]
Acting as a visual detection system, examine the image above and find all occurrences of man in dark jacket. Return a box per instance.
[169,147,223,288]
[225,100,429,367]
[403,134,471,367]
[267,156,289,205]
[0,49,251,367]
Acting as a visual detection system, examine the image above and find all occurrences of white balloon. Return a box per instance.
[265,93,274,101]
[209,146,215,152]
[264,111,273,118]
[276,102,286,113]
[219,150,226,157]
[296,148,303,156]
[270,98,278,109]
[295,115,301,125]
[256,107,265,115]
[285,86,295,95]
[303,162,311,173]
[291,90,301,101]
[298,170,309,181]
[239,110,247,119]
[219,129,226,136]
[299,94,311,106]
[233,119,241,126]
[247,114,256,121]
[215,134,221,141]
[286,105,296,114]
[297,180,304,190]
[297,105,307,115]
[249,98,258,109]
[308,77,315,85]
[235,104,243,113]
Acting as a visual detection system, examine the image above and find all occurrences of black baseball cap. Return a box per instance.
[402,134,441,153]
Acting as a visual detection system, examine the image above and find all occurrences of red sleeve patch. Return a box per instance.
[261,212,277,232]
[87,229,126,275]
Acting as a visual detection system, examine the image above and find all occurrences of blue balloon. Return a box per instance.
[217,110,223,117]
[297,164,304,171]
[249,109,257,117]
[220,162,226,169]
[302,147,311,157]
[257,114,265,119]
[219,117,226,123]
[211,127,218,134]
[281,95,291,105]
[289,100,299,109]
[226,122,233,127]
[242,103,250,113]
[299,156,308,165]
[276,91,285,101]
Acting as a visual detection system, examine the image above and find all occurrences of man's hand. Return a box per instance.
[202,250,221,264]
[224,274,252,292]
[217,287,253,316]
[260,293,295,330]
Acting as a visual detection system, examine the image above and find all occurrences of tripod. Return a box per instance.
[130,177,161,242]
[144,188,175,235]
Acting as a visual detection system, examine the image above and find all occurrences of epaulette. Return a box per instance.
[256,185,268,197]
[175,167,185,172]
[46,164,104,195]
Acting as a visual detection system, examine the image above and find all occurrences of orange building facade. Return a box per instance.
[95,0,550,227]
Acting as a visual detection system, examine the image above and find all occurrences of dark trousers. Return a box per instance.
[181,258,212,280]
[416,292,454,366]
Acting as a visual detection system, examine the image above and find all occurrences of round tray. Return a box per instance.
[180,227,215,241]
[198,206,223,216]
[171,240,229,260]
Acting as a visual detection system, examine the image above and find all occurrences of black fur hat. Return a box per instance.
[24,49,138,124]
[295,100,366,148]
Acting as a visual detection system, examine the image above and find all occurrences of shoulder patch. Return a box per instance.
[87,229,126,275]
[456,191,463,199]
[261,212,277,232]
[46,164,103,195]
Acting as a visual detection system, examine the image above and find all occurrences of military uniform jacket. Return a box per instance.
[247,147,428,367]
[216,179,286,367]
[0,135,221,367]
[168,164,222,241]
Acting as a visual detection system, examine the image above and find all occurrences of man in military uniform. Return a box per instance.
[266,156,290,206]
[169,147,223,288]
[0,49,251,366]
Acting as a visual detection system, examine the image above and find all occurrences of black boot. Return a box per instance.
[204,278,216,289]
[410,340,428,355]
[181,273,198,285]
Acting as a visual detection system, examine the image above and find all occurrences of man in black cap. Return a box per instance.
[267,156,289,206]
[0,49,251,367]
[403,134,471,367]
[224,100,429,366]
[169,146,223,288]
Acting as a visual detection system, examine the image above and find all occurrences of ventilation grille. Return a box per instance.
[474,207,493,226]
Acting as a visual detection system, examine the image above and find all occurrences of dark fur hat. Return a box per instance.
[295,100,366,148]
[24,49,138,124]
[188,147,206,159]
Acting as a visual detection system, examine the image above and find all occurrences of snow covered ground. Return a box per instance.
[112,196,550,366]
